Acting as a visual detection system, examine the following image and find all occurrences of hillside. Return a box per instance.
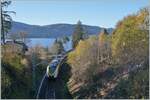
[8,21,113,38]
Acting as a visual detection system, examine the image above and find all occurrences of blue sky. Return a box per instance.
[8,0,148,28]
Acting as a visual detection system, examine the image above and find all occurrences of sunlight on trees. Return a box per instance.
[111,8,149,66]
[67,7,149,99]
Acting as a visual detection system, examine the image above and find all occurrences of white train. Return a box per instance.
[46,54,64,79]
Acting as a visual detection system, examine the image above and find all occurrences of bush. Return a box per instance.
[1,45,32,98]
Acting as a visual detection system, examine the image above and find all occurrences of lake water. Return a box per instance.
[27,38,72,51]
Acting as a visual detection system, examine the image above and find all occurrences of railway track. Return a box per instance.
[36,49,73,99]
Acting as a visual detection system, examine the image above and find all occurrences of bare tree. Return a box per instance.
[19,31,27,42]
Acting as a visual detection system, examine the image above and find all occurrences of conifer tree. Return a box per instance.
[1,0,15,44]
[72,20,85,48]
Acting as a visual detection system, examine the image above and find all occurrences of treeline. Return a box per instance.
[67,8,149,99]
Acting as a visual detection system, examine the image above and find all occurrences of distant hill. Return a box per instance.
[8,21,113,38]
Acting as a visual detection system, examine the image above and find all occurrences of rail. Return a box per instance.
[36,49,73,99]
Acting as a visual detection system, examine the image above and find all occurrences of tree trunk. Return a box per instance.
[1,6,5,44]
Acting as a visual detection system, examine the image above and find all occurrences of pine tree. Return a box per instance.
[1,0,15,44]
[72,20,85,49]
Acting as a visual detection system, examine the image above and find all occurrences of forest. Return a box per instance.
[1,0,149,99]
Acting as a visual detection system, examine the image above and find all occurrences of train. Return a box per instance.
[46,54,64,79]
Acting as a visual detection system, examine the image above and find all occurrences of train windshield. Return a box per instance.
[49,62,57,72]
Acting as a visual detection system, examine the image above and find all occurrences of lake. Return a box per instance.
[27,38,72,51]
